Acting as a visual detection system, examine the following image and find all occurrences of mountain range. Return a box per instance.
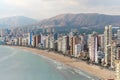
[1,13,120,28]
[0,16,37,28]
[39,13,120,28]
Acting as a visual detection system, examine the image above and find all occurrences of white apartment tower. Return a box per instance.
[89,33,98,63]
[104,25,112,65]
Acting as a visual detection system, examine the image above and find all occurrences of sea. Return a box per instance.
[0,46,100,80]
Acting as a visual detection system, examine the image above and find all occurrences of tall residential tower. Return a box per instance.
[104,25,112,66]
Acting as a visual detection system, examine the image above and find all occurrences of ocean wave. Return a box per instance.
[0,51,17,63]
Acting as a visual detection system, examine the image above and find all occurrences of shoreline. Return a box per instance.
[9,46,115,80]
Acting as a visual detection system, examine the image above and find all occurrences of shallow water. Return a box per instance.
[0,46,100,80]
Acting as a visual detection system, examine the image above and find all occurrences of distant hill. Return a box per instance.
[1,13,120,29]
[0,16,37,28]
[38,13,120,28]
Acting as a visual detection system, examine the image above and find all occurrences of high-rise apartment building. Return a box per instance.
[35,34,41,48]
[116,45,120,60]
[57,37,62,52]
[75,44,82,58]
[61,36,69,54]
[88,32,98,63]
[115,60,120,80]
[0,29,3,37]
[49,35,54,49]
[117,29,120,40]
[45,36,49,49]
[27,32,33,46]
[70,36,81,57]
[104,25,112,65]
[98,34,104,51]
[111,41,117,68]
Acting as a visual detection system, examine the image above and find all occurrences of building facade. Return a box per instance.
[104,25,112,65]
[115,60,120,80]
[88,33,98,63]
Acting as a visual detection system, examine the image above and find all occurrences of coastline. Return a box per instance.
[10,46,115,80]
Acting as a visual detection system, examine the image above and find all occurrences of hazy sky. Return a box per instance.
[0,0,120,19]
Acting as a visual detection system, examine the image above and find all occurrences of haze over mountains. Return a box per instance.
[0,16,37,28]
[1,13,120,28]
[39,13,120,28]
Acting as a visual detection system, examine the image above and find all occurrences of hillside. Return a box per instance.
[0,16,37,28]
[38,13,120,28]
[1,13,120,29]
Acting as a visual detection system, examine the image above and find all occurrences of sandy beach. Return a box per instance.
[11,46,115,80]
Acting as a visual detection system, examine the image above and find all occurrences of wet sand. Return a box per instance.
[11,46,115,80]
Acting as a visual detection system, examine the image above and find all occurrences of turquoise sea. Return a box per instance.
[0,46,100,80]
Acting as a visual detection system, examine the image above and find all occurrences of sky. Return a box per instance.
[0,0,120,19]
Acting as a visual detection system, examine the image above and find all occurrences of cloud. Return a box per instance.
[0,0,120,19]
[2,0,29,7]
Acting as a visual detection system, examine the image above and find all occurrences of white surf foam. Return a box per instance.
[74,69,92,79]
[0,51,17,63]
